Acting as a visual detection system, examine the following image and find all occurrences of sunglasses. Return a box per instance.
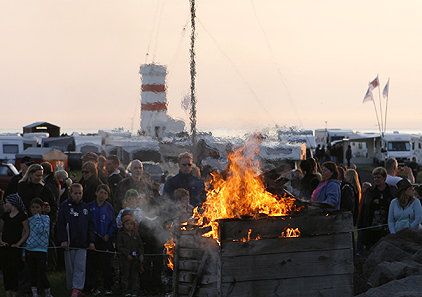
[181,163,192,167]
[31,165,43,172]
[81,170,91,174]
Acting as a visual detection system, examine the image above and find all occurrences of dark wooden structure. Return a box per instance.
[23,122,60,137]
[173,211,354,297]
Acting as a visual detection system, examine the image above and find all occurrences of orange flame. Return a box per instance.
[164,238,175,269]
[281,227,301,237]
[193,136,302,240]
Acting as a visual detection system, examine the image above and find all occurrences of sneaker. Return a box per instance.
[131,295,138,297]
[72,290,85,297]
[90,288,101,296]
[125,294,132,297]
[105,290,113,295]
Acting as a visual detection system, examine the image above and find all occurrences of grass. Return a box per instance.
[0,270,69,296]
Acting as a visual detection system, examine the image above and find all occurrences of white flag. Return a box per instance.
[181,94,191,111]
[382,81,389,98]
[363,88,373,103]
[368,76,379,90]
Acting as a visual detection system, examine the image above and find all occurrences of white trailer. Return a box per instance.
[315,129,353,146]
[0,135,24,163]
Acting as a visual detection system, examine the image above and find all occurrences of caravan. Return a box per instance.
[0,135,24,163]
[379,132,422,166]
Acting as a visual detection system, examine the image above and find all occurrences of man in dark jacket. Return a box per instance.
[80,162,103,203]
[41,162,60,202]
[358,167,395,252]
[114,160,154,213]
[163,152,206,207]
[105,155,123,205]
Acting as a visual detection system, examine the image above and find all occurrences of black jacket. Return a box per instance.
[163,171,206,207]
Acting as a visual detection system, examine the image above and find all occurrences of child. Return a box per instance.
[86,184,117,295]
[26,198,52,297]
[116,215,144,297]
[57,183,95,297]
[0,193,29,297]
[173,188,194,223]
[116,189,143,229]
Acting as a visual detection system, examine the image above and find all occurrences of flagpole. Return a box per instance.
[377,74,384,133]
[372,98,382,135]
[384,78,390,135]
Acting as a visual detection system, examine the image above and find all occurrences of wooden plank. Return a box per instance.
[177,283,217,296]
[178,233,217,249]
[221,248,353,282]
[179,260,200,271]
[217,211,353,241]
[178,271,217,284]
[221,275,353,297]
[221,233,352,257]
[179,248,205,260]
[188,252,209,297]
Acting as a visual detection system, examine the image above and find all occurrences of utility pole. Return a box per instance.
[190,0,197,162]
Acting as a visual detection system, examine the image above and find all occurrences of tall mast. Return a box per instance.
[190,0,197,162]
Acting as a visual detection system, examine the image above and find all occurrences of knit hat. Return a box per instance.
[6,193,27,213]
[396,178,413,198]
[122,214,137,231]
[125,189,139,200]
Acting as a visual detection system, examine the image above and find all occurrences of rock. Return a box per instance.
[377,229,422,254]
[411,250,422,264]
[367,261,422,287]
[363,241,411,275]
[356,275,422,297]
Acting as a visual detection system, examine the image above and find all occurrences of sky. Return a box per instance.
[1,0,422,136]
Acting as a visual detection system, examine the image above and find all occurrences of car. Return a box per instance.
[0,163,19,190]
[142,161,164,183]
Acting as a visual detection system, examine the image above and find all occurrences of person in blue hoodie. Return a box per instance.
[57,183,95,297]
[26,198,52,297]
[86,184,117,296]
[311,161,341,210]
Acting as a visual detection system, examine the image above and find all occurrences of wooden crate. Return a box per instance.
[173,211,354,297]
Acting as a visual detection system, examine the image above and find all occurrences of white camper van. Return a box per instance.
[0,135,24,163]
[379,132,422,166]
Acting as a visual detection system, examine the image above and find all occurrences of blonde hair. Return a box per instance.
[20,164,43,184]
[345,169,362,202]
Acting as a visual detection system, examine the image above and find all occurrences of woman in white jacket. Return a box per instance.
[388,179,422,234]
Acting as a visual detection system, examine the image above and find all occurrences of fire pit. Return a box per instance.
[169,137,354,296]
[172,211,353,297]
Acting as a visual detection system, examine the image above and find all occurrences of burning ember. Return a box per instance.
[281,227,301,237]
[164,238,175,269]
[192,136,302,240]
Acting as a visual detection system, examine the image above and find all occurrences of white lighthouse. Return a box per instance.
[139,64,184,138]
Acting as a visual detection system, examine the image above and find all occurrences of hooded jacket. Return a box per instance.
[57,197,95,248]
[315,179,341,210]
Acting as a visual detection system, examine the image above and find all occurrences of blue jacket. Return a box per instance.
[315,179,341,210]
[88,200,117,248]
[57,198,95,248]
[163,171,206,207]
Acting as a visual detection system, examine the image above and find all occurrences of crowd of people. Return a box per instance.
[293,155,422,257]
[2,146,422,296]
[0,152,205,297]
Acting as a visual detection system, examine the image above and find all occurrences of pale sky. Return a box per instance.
[1,1,422,135]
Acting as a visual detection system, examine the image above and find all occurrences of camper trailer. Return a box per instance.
[379,132,422,166]
[0,135,24,163]
[315,129,353,146]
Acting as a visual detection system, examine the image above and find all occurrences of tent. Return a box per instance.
[16,147,68,171]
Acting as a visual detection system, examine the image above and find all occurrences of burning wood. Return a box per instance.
[192,136,303,241]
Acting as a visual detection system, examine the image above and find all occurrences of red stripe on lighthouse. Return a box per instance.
[141,84,166,93]
[141,102,168,111]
